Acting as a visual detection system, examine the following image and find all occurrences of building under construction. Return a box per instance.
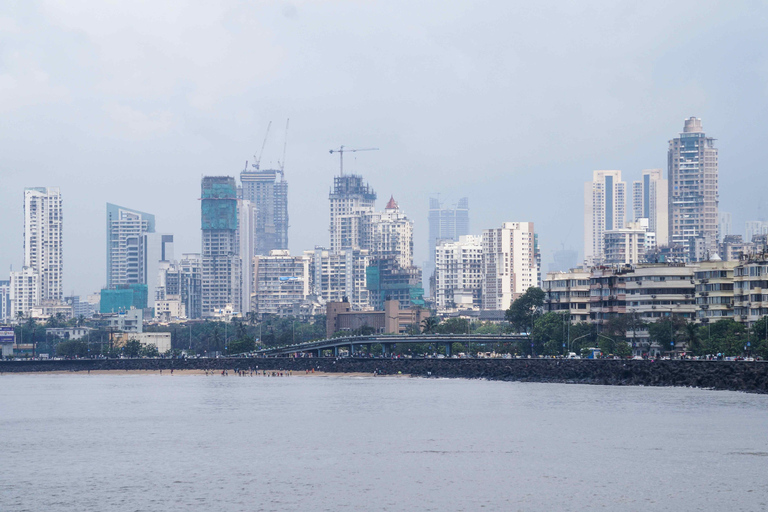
[201,176,241,316]
[240,167,289,255]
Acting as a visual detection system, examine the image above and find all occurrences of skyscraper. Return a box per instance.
[106,203,155,289]
[201,176,242,316]
[631,169,668,246]
[668,117,719,259]
[329,174,377,252]
[239,165,288,255]
[24,187,63,303]
[481,222,537,311]
[426,197,470,295]
[584,171,626,265]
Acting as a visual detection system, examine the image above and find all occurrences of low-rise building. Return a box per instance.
[45,327,92,340]
[326,299,430,338]
[695,259,737,323]
[733,259,768,326]
[110,332,171,354]
[542,269,591,323]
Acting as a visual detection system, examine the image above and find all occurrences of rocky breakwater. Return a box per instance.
[1,358,767,394]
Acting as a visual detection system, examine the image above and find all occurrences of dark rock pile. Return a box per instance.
[1,358,766,394]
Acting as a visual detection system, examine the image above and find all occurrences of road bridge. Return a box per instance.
[255,334,530,357]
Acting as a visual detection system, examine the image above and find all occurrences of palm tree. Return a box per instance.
[684,322,700,355]
[421,316,440,334]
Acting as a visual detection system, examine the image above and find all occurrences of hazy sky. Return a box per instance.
[2,1,768,296]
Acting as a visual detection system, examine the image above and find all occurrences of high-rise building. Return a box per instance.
[745,220,768,243]
[309,247,371,310]
[144,233,173,303]
[584,171,626,266]
[668,117,719,259]
[239,165,289,255]
[10,267,40,318]
[201,176,242,317]
[24,187,63,303]
[604,221,648,265]
[106,203,155,289]
[426,197,469,294]
[252,250,310,317]
[632,169,668,246]
[0,280,10,323]
[719,212,733,242]
[481,222,537,311]
[434,235,483,312]
[361,196,414,268]
[366,256,424,311]
[155,253,202,320]
[329,175,377,252]
[238,200,258,314]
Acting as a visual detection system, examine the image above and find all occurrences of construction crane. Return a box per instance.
[329,145,379,176]
[252,121,272,171]
[277,119,289,180]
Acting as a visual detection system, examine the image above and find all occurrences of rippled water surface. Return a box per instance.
[1,374,767,511]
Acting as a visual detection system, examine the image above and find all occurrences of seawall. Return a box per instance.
[2,358,767,394]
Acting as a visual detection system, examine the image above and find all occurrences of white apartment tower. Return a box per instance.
[309,247,371,310]
[329,175,377,252]
[481,222,537,311]
[361,196,414,268]
[668,117,719,259]
[9,267,40,318]
[434,235,483,312]
[24,187,63,303]
[632,169,668,246]
[584,171,626,266]
[106,203,155,289]
[252,250,310,316]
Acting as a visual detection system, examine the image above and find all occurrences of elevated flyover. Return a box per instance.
[255,334,530,357]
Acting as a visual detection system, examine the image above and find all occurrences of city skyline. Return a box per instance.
[3,2,768,297]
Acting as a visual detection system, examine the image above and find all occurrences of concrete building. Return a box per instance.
[695,260,737,323]
[329,174,377,253]
[46,327,91,340]
[9,267,39,319]
[309,247,371,311]
[201,176,242,316]
[252,250,310,317]
[720,235,746,262]
[745,220,768,244]
[542,269,591,323]
[604,221,648,265]
[366,256,424,311]
[481,222,537,311]
[239,166,289,255]
[0,280,10,323]
[733,259,768,326]
[362,196,414,268]
[632,168,668,246]
[719,212,733,242]
[426,196,470,294]
[155,254,202,320]
[584,171,626,266]
[111,331,171,354]
[106,203,155,289]
[434,235,483,312]
[326,299,430,338]
[668,117,719,260]
[238,199,258,314]
[24,187,63,303]
[144,233,174,305]
[103,308,143,333]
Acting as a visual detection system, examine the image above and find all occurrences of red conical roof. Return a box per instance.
[385,195,398,209]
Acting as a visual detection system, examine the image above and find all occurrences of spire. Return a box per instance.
[385,195,398,210]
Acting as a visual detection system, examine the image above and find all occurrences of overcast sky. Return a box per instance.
[2,0,768,296]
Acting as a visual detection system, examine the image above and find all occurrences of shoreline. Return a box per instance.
[0,369,395,378]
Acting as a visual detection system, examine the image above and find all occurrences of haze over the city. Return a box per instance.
[2,0,767,296]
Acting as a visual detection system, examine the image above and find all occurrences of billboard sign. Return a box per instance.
[0,326,15,344]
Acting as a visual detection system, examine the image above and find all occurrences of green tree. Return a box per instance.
[55,340,88,358]
[421,316,440,334]
[140,344,159,358]
[505,287,545,335]
[532,312,568,356]
[436,318,469,334]
[123,339,143,357]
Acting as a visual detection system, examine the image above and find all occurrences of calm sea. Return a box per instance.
[1,374,767,511]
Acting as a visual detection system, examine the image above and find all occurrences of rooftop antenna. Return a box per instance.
[278,119,289,180]
[329,145,379,176]
[252,121,272,171]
